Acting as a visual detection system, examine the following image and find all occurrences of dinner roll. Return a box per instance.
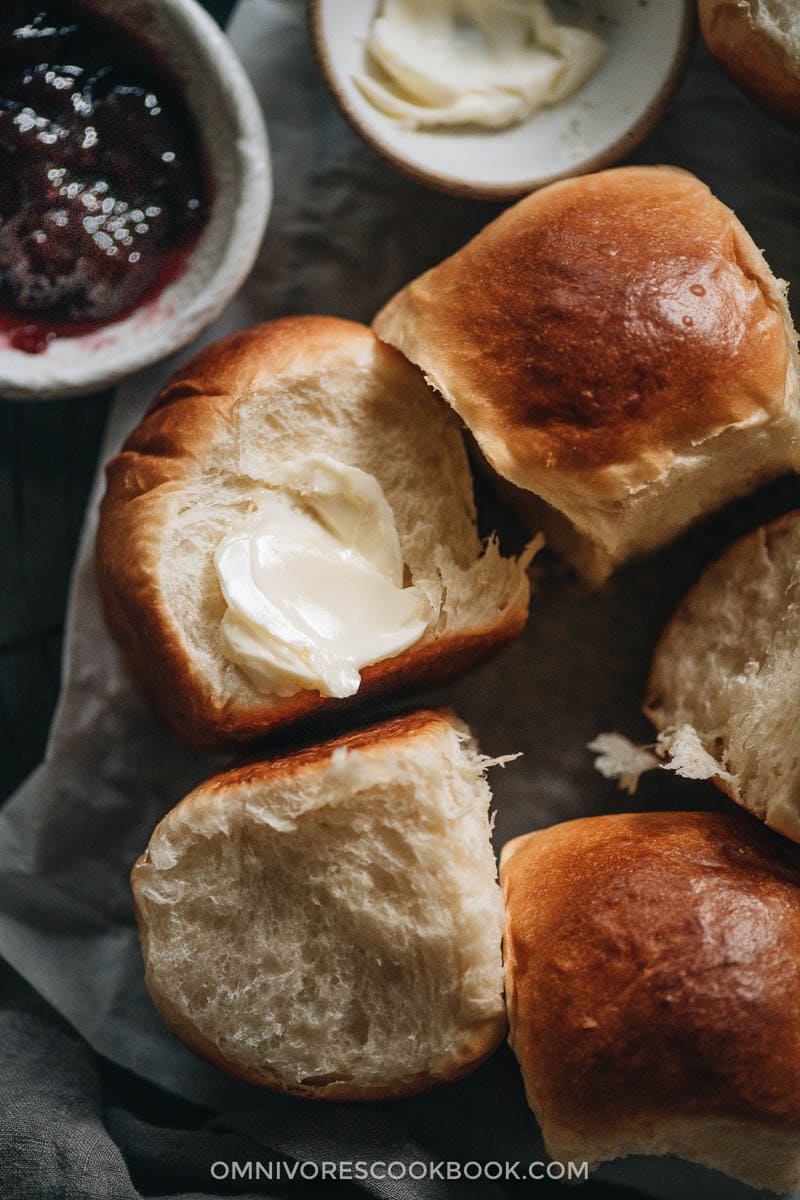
[501,811,800,1192]
[374,166,800,585]
[97,317,531,747]
[132,709,507,1099]
[700,0,800,127]
[647,509,800,843]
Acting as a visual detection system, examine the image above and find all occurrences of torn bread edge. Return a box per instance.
[588,726,737,797]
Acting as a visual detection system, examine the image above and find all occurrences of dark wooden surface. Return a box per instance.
[0,0,236,802]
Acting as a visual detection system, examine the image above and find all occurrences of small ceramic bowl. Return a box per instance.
[309,0,695,201]
[0,0,271,401]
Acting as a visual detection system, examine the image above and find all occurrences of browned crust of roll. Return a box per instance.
[700,0,800,128]
[500,811,800,1148]
[96,316,529,748]
[132,709,507,1100]
[179,707,449,792]
[373,166,793,494]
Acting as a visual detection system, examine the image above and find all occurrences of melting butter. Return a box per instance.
[354,0,606,130]
[215,455,431,699]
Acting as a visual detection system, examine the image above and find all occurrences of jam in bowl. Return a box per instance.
[0,0,210,353]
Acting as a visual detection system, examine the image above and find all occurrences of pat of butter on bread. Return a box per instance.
[96,316,533,747]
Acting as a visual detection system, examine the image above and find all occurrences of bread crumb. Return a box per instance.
[587,732,659,794]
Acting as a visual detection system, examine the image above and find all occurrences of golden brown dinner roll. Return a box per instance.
[97,317,531,747]
[700,0,800,127]
[647,509,800,843]
[132,709,507,1099]
[374,166,800,585]
[501,810,800,1192]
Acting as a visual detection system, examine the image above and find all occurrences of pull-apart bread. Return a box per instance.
[647,510,800,843]
[132,710,507,1099]
[374,166,800,585]
[700,0,800,128]
[501,811,800,1193]
[97,317,531,747]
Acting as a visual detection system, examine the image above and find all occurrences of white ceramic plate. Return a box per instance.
[0,0,271,400]
[309,0,695,199]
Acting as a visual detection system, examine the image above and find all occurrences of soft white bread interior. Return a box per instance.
[700,0,800,127]
[647,510,800,843]
[132,709,508,1100]
[97,317,531,746]
[374,166,800,585]
[501,811,800,1193]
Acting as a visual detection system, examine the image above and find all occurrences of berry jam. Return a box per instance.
[0,1,209,351]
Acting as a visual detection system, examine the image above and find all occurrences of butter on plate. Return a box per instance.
[354,0,607,131]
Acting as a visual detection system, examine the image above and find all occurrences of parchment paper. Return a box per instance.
[1,1,799,1195]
